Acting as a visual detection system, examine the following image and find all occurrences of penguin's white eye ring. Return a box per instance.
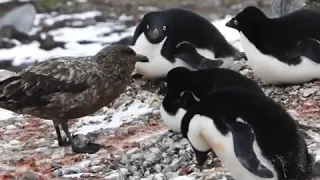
[146,25,149,29]
[164,82,167,87]
[234,20,238,25]
[163,26,166,31]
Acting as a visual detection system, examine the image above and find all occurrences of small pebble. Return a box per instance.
[73,134,90,148]
[20,171,39,180]
[302,87,318,97]
[154,164,162,173]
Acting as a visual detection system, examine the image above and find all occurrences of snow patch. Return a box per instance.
[212,15,242,51]
[0,108,18,121]
[173,176,196,180]
[74,100,153,135]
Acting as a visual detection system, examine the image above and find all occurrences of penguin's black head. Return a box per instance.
[226,6,267,32]
[159,67,192,95]
[179,91,199,108]
[141,12,170,44]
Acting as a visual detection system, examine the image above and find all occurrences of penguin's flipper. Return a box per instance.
[295,38,320,64]
[174,42,223,70]
[234,52,248,61]
[225,120,274,178]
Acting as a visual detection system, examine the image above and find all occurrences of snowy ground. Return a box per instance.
[0,2,320,180]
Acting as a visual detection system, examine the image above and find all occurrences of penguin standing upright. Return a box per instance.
[179,88,313,180]
[159,66,264,133]
[226,6,320,85]
[130,8,245,80]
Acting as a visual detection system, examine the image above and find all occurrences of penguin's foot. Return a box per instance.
[72,142,101,154]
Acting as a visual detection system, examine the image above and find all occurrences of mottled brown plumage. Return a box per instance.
[0,44,148,154]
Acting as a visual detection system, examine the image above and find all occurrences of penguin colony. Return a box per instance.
[0,5,319,180]
[155,6,320,180]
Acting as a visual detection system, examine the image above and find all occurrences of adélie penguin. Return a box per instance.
[130,8,246,80]
[180,88,314,180]
[226,6,320,85]
[159,66,263,133]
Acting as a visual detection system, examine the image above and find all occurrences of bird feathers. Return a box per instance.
[0,58,103,110]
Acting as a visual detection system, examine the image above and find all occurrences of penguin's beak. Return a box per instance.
[226,19,238,30]
[148,28,160,40]
[225,20,233,28]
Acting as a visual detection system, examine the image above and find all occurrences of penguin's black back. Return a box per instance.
[166,67,264,98]
[181,88,313,180]
[140,8,238,58]
[239,7,320,64]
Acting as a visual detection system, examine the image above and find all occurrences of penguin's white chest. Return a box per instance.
[189,116,277,180]
[130,34,194,79]
[159,104,186,133]
[240,32,320,84]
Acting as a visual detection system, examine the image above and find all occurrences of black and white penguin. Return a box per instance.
[130,8,245,80]
[159,66,264,133]
[225,6,320,85]
[180,88,314,180]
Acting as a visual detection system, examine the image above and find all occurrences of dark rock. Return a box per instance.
[73,134,90,148]
[0,25,31,43]
[113,36,133,46]
[38,34,65,50]
[51,163,62,170]
[0,38,16,49]
[94,15,106,22]
[78,40,98,44]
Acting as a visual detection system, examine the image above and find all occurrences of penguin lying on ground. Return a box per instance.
[130,8,246,80]
[159,66,263,133]
[226,6,320,85]
[180,88,313,180]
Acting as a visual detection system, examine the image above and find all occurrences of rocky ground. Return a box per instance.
[1,61,320,180]
[1,0,320,180]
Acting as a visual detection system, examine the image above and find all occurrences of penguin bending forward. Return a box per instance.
[130,8,245,80]
[226,6,320,85]
[159,66,263,133]
[180,88,313,180]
